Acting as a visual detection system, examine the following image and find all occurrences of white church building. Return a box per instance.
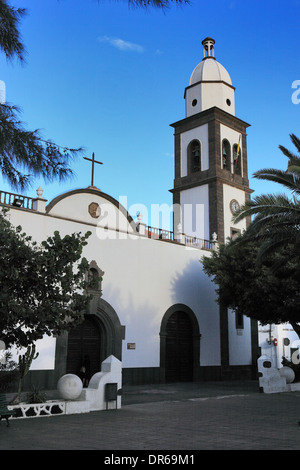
[1,38,259,389]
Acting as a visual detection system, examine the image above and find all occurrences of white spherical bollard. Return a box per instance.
[279,366,295,384]
[57,374,83,400]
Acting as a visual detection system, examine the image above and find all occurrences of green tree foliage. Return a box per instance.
[202,235,300,338]
[0,0,25,62]
[233,134,300,262]
[0,208,91,349]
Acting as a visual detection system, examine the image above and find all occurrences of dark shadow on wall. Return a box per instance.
[170,258,217,307]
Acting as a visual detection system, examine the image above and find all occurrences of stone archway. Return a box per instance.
[66,298,125,381]
[89,297,125,362]
[160,304,201,382]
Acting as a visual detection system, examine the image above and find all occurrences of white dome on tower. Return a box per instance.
[185,37,235,117]
[189,57,232,86]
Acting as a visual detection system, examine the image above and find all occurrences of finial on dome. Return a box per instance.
[202,37,215,59]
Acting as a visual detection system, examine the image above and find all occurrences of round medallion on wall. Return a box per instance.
[230,199,240,214]
[88,202,101,218]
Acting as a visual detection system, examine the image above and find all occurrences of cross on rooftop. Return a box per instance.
[84,152,103,188]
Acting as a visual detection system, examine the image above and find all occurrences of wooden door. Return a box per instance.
[165,311,193,382]
[66,316,101,379]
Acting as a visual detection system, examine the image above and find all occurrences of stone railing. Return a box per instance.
[146,225,174,241]
[138,223,215,251]
[0,190,34,210]
[184,235,214,251]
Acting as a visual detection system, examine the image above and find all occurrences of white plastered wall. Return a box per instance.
[98,237,221,368]
[48,192,136,234]
[201,82,235,115]
[185,83,235,117]
[228,309,252,365]
[179,185,210,240]
[6,191,224,371]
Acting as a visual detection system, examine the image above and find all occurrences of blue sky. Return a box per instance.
[0,0,300,229]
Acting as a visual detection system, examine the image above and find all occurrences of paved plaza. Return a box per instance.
[0,380,299,451]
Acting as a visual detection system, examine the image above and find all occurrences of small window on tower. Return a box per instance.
[188,140,201,174]
[230,227,241,240]
[222,139,230,170]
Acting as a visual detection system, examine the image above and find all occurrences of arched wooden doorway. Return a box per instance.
[160,304,200,383]
[165,311,193,382]
[66,315,103,379]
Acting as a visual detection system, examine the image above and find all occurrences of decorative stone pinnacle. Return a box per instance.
[36,186,43,198]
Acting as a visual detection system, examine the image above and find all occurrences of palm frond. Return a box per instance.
[289,134,300,154]
[287,164,300,175]
[279,144,300,162]
[233,193,300,223]
[279,133,300,175]
[253,168,300,194]
[232,133,300,268]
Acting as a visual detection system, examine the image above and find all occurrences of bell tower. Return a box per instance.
[170,37,252,244]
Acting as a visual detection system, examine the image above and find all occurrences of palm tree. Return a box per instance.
[233,134,300,261]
